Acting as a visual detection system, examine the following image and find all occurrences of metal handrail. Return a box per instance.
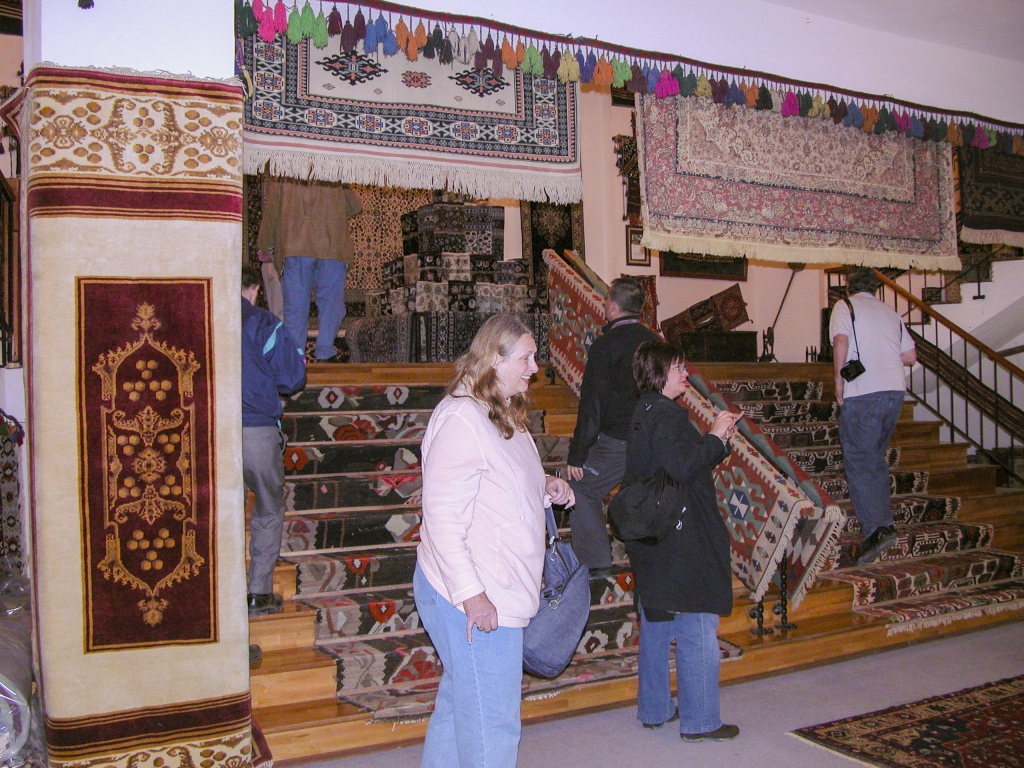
[874,272,1024,381]
[873,270,1024,485]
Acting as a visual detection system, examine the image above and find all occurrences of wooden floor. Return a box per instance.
[253,361,1024,765]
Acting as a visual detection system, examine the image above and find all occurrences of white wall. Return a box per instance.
[413,0,1024,124]
[24,0,234,78]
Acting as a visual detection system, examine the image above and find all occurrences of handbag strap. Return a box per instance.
[842,296,862,360]
[544,506,558,545]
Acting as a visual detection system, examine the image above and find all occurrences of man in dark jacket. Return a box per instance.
[567,277,660,573]
[242,265,306,616]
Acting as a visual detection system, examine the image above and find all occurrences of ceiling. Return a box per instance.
[763,0,1024,63]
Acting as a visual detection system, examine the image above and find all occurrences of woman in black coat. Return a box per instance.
[624,341,742,742]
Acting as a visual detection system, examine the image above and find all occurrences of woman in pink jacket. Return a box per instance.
[414,314,574,768]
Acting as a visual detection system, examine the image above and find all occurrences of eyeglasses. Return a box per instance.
[671,364,688,373]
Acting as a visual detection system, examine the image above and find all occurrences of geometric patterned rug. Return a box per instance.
[790,675,1024,767]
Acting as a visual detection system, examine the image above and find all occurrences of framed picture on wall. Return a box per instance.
[626,226,651,266]
[659,252,748,281]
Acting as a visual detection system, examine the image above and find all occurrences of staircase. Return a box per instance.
[248,361,1024,764]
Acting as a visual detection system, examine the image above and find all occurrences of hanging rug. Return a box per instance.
[637,95,959,270]
[243,37,581,203]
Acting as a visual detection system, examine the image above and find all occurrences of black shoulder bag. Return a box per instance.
[839,297,866,382]
[607,402,687,544]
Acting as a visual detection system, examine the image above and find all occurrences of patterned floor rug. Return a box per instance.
[790,674,1024,767]
[338,639,745,723]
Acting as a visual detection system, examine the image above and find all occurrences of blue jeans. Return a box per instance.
[413,566,524,768]
[838,390,905,537]
[637,607,722,734]
[281,256,347,360]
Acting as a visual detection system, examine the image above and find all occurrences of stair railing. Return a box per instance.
[868,270,1024,485]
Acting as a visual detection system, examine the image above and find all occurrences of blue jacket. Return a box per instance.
[242,297,306,427]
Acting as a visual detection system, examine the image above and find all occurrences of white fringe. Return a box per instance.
[749,501,803,604]
[523,690,565,702]
[788,504,845,610]
[786,732,882,767]
[33,60,241,87]
[243,146,583,204]
[959,226,1024,248]
[641,230,963,272]
[885,597,1024,636]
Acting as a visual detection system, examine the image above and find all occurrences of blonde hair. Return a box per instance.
[448,314,534,439]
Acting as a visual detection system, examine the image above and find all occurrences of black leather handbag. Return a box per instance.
[522,507,590,678]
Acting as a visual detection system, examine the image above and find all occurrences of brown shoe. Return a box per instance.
[681,723,739,742]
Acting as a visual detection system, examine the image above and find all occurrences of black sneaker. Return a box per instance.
[680,723,739,742]
[643,710,679,730]
[249,643,263,665]
[856,526,898,565]
[247,592,284,617]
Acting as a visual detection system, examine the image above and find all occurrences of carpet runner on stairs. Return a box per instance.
[274,382,748,722]
[727,379,1023,637]
[266,375,1022,726]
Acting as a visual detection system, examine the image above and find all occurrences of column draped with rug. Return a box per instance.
[14,66,263,767]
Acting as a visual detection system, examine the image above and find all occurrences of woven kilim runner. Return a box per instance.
[544,250,842,606]
[791,675,1024,767]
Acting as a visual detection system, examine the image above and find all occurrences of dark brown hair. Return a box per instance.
[242,264,262,290]
[608,277,646,314]
[448,314,534,439]
[632,341,685,395]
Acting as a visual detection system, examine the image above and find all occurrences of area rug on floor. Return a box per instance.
[790,674,1024,767]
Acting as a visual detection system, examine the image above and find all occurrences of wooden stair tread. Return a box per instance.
[250,647,336,675]
[255,697,371,732]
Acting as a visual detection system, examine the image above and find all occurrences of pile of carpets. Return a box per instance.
[348,201,550,363]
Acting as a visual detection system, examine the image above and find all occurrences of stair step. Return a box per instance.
[281,409,546,443]
[289,545,421,594]
[821,550,1024,608]
[787,446,899,475]
[707,380,826,401]
[298,568,640,644]
[735,400,913,425]
[822,521,994,571]
[839,494,961,534]
[283,460,562,514]
[757,419,939,450]
[249,601,318,652]
[284,385,447,414]
[736,400,839,424]
[282,435,569,476]
[853,578,1024,633]
[322,605,635,695]
[282,509,423,554]
[896,442,969,472]
[814,470,929,501]
[249,647,339,708]
[921,465,998,496]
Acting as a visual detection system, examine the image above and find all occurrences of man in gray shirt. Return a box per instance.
[829,268,917,565]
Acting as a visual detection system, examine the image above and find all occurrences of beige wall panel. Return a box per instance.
[28,215,247,717]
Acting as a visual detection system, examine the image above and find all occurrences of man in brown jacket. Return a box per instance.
[257,177,362,361]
